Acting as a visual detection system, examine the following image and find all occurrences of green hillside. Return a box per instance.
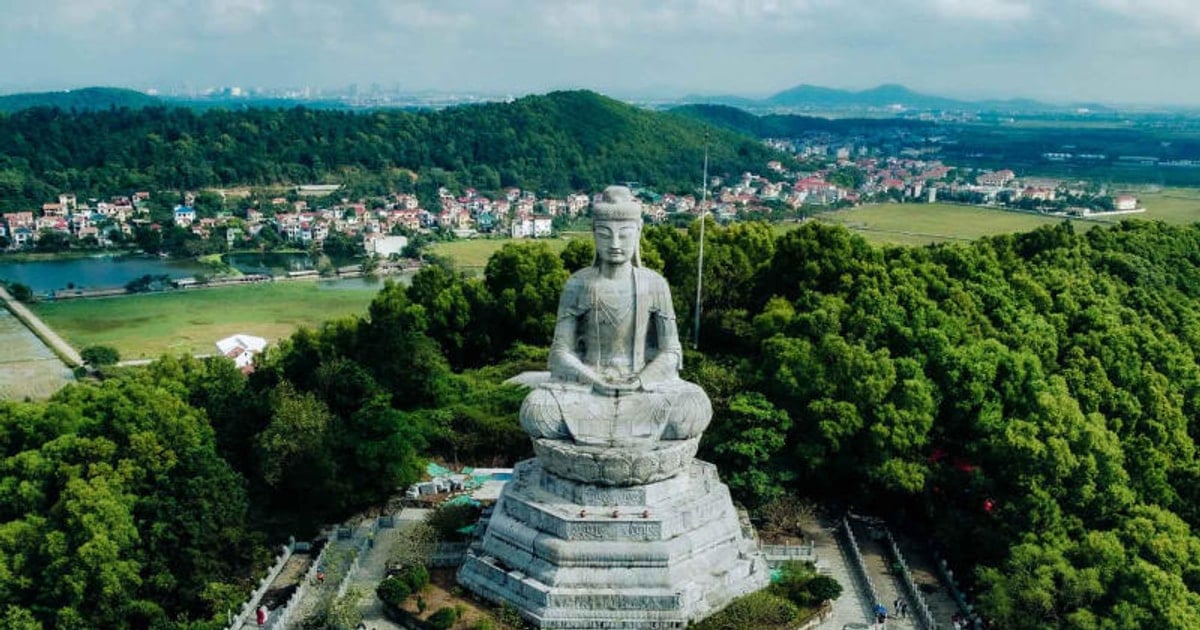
[0,86,160,113]
[0,90,783,210]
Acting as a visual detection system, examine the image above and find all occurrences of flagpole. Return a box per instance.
[693,133,709,350]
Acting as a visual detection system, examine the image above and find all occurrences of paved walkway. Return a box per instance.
[0,286,82,367]
[889,529,963,629]
[850,520,919,630]
[808,515,874,629]
[279,509,430,629]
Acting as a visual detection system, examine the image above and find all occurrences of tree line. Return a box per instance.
[0,91,782,213]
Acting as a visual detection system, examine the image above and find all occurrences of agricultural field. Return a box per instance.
[816,202,1101,246]
[0,308,73,400]
[1134,188,1200,225]
[429,234,584,270]
[31,280,382,360]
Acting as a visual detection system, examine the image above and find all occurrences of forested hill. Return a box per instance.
[670,103,933,137]
[0,86,161,113]
[0,90,781,210]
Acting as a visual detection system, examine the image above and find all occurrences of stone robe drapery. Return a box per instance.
[520,266,712,447]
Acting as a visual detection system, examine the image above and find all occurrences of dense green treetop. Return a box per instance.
[11,217,1200,628]
[0,87,160,114]
[0,91,781,211]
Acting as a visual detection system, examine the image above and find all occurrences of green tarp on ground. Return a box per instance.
[426,462,453,477]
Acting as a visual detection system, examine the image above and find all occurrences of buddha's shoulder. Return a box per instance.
[565,267,599,288]
[634,267,670,290]
[564,267,669,288]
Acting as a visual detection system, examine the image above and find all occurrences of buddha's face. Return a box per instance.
[594,219,641,265]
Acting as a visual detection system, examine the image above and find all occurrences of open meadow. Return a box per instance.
[31,280,381,360]
[429,233,584,270]
[815,202,1106,246]
[1133,187,1200,225]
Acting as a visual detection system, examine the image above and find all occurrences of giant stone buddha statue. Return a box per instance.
[458,186,768,629]
[521,185,712,450]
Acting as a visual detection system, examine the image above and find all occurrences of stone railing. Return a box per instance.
[758,541,817,567]
[878,526,937,630]
[935,549,981,629]
[223,543,292,630]
[839,514,879,621]
[265,536,335,630]
[230,513,401,629]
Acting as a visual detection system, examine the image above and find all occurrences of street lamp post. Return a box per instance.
[693,133,709,350]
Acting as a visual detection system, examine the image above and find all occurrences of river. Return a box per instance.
[0,252,358,295]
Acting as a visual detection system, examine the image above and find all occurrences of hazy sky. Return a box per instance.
[2,0,1198,105]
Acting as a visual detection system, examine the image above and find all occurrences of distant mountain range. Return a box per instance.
[0,83,1117,117]
[681,83,1113,114]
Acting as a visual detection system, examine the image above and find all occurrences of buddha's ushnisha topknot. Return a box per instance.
[592,185,643,222]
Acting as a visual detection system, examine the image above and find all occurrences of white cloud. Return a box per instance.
[929,0,1032,21]
[1,0,1200,103]
[1095,0,1200,38]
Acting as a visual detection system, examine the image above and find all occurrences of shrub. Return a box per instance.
[402,563,430,591]
[497,601,525,629]
[6,282,33,302]
[376,576,412,608]
[771,560,841,607]
[427,503,483,541]
[806,575,843,603]
[471,619,496,630]
[693,591,800,630]
[428,606,458,630]
[81,345,121,366]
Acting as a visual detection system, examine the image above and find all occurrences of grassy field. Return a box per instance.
[32,280,381,360]
[1133,188,1200,225]
[816,202,1102,246]
[429,234,586,270]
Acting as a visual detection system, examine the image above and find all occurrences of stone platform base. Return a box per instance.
[458,458,769,629]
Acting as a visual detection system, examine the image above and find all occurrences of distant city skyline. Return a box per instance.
[3,0,1200,106]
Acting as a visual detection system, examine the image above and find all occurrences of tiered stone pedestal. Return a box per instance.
[458,457,769,629]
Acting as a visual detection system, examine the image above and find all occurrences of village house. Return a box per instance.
[3,212,35,229]
[58,193,78,212]
[173,205,197,227]
[1020,187,1056,202]
[566,194,590,215]
[1114,195,1139,211]
[510,213,552,238]
[215,333,268,373]
[977,169,1016,186]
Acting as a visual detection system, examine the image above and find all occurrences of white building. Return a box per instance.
[215,334,268,371]
[365,234,409,257]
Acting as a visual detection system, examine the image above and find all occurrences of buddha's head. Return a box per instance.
[592,185,643,267]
